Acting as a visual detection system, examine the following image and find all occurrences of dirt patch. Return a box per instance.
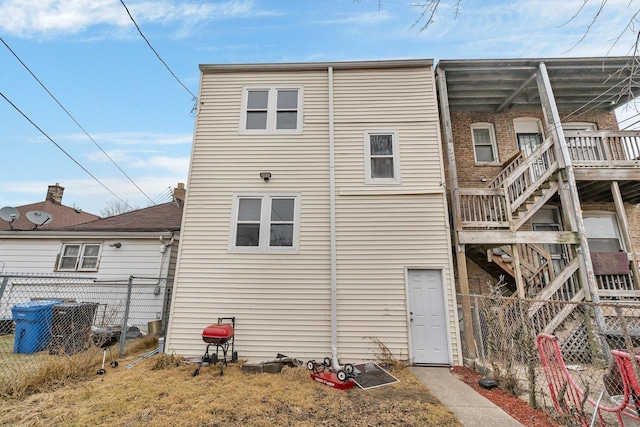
[0,352,462,426]
[451,366,561,427]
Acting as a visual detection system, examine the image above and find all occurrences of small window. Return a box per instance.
[230,194,300,252]
[471,123,498,164]
[584,213,624,253]
[364,130,401,184]
[57,243,101,271]
[563,122,598,131]
[241,87,303,133]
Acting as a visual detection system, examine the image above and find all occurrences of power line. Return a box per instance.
[152,187,173,204]
[0,36,155,205]
[119,0,197,101]
[0,92,133,210]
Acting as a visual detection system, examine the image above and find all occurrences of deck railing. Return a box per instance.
[458,188,511,229]
[458,137,557,230]
[564,130,640,167]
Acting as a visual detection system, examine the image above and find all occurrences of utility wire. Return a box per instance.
[0,92,133,209]
[0,36,155,205]
[152,187,173,204]
[119,0,197,101]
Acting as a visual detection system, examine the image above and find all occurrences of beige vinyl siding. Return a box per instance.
[332,66,459,363]
[334,194,455,359]
[167,69,334,360]
[167,62,460,364]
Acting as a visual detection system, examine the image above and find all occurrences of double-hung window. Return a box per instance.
[471,123,498,164]
[230,194,300,252]
[57,243,101,271]
[364,130,401,184]
[583,213,624,252]
[241,86,303,133]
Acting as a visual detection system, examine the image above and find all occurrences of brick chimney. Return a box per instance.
[173,183,186,203]
[46,183,64,205]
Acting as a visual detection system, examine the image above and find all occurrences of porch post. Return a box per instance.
[511,244,526,298]
[437,69,476,358]
[536,62,599,300]
[611,181,640,290]
[536,62,608,352]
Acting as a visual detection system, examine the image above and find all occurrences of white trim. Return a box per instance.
[583,211,625,252]
[513,117,544,135]
[56,242,103,272]
[470,123,499,164]
[239,86,304,134]
[228,193,301,253]
[562,122,598,131]
[404,267,453,365]
[364,129,401,184]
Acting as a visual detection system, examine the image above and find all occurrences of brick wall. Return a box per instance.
[581,202,640,252]
[445,109,619,188]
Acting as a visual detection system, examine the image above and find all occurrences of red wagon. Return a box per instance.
[193,317,238,376]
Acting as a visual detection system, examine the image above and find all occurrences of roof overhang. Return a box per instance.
[200,58,433,73]
[0,231,177,239]
[436,57,640,113]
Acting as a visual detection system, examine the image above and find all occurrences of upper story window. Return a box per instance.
[364,130,401,184]
[241,86,303,133]
[563,122,598,131]
[57,243,101,271]
[514,118,544,157]
[583,213,624,253]
[230,194,301,253]
[470,123,498,164]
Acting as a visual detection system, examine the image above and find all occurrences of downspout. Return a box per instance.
[158,234,175,279]
[328,66,341,370]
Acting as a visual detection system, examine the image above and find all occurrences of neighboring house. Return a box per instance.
[166,60,461,365]
[0,183,99,232]
[436,57,640,354]
[0,184,185,332]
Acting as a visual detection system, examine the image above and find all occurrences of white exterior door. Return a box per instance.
[408,269,449,365]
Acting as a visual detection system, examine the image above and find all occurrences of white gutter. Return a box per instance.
[328,66,341,370]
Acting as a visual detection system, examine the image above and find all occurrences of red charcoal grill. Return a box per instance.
[193,317,238,377]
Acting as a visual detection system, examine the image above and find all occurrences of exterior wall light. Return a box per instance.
[260,172,272,181]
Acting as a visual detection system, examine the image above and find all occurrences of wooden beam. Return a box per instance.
[454,246,477,359]
[611,181,640,290]
[573,168,640,181]
[436,70,461,243]
[458,230,579,245]
[437,70,476,359]
[511,244,526,298]
[538,61,609,353]
[496,73,537,113]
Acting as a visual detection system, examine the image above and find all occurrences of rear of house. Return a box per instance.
[166,59,461,365]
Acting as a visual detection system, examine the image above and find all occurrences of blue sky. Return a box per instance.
[0,0,638,216]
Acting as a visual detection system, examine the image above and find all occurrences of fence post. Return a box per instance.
[472,296,487,376]
[615,306,640,382]
[0,276,9,301]
[119,276,134,357]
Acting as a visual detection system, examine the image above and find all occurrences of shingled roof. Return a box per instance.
[0,200,99,231]
[48,201,183,233]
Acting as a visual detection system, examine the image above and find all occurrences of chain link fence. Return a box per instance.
[0,273,170,395]
[458,292,640,426]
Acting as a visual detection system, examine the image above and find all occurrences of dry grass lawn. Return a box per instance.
[0,346,461,427]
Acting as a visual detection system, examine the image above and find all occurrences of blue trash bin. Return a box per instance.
[12,300,62,354]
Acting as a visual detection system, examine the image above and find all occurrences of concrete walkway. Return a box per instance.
[409,367,524,427]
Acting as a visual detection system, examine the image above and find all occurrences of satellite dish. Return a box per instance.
[26,211,53,229]
[0,207,20,230]
[0,207,19,223]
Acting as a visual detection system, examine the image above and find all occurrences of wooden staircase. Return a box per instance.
[476,137,585,335]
